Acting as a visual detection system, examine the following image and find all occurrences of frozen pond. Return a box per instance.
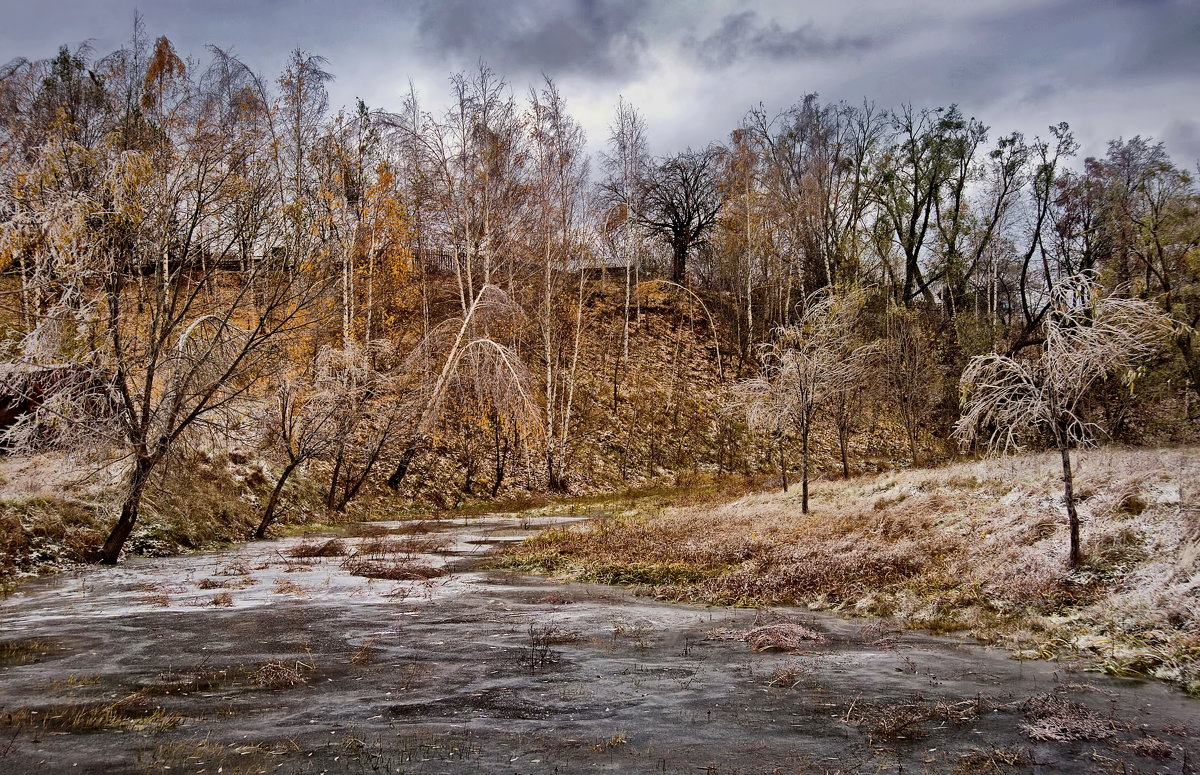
[0,513,1197,774]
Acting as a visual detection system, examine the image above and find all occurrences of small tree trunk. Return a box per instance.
[255,460,301,539]
[1058,439,1081,568]
[800,423,810,514]
[777,433,789,493]
[838,421,850,479]
[547,451,567,492]
[327,449,344,511]
[386,445,419,491]
[99,456,155,564]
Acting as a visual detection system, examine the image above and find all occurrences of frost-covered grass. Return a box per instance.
[499,445,1200,693]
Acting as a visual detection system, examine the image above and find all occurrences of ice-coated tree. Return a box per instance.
[953,273,1170,567]
[735,288,877,512]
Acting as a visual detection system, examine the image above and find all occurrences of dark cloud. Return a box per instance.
[682,10,876,70]
[415,0,653,81]
[0,0,1195,165]
[1163,120,1200,167]
[1118,0,1200,80]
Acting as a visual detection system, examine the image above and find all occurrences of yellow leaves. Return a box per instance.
[141,36,186,111]
[105,151,153,221]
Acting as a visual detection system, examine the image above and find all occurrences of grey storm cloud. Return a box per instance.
[0,0,1196,165]
[1117,1,1200,80]
[682,10,876,70]
[415,0,653,81]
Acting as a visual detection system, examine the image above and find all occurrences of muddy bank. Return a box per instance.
[0,514,1197,774]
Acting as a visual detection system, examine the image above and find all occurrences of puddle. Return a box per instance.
[0,513,1196,774]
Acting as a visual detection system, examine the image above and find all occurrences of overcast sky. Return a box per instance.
[2,0,1197,167]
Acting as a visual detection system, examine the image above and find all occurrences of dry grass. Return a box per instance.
[850,695,985,742]
[740,623,826,651]
[0,638,56,665]
[4,692,181,733]
[253,659,312,688]
[501,445,1200,692]
[341,558,443,581]
[1018,691,1116,742]
[272,578,307,596]
[287,538,349,558]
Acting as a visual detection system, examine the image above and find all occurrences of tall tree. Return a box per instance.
[639,147,724,285]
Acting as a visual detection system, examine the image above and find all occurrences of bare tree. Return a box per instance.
[0,46,331,563]
[254,341,386,536]
[639,147,724,285]
[599,96,650,368]
[735,289,876,511]
[953,273,1170,566]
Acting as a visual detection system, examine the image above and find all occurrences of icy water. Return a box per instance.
[0,514,1197,774]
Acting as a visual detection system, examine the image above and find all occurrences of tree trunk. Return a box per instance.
[800,424,810,514]
[547,451,567,492]
[1059,439,1081,568]
[671,240,687,286]
[99,456,155,564]
[777,433,788,493]
[838,420,850,479]
[386,445,419,490]
[327,449,344,511]
[255,459,301,539]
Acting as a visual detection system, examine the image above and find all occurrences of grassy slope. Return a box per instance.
[498,445,1200,693]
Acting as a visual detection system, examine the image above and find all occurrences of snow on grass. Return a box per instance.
[501,445,1200,693]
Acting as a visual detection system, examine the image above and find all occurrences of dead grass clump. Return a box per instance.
[354,535,451,557]
[1018,691,1116,742]
[768,660,810,688]
[1118,492,1150,517]
[253,659,311,688]
[349,638,381,665]
[272,578,307,596]
[0,638,56,665]
[388,535,450,554]
[693,535,951,606]
[388,519,440,535]
[210,592,234,606]
[6,693,181,733]
[288,538,348,558]
[347,522,388,538]
[972,548,1073,614]
[342,558,443,581]
[356,537,404,556]
[952,746,1033,774]
[196,577,227,589]
[1082,525,1148,578]
[854,696,983,742]
[1127,735,1174,759]
[741,623,826,652]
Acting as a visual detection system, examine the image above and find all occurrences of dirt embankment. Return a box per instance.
[499,445,1200,694]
